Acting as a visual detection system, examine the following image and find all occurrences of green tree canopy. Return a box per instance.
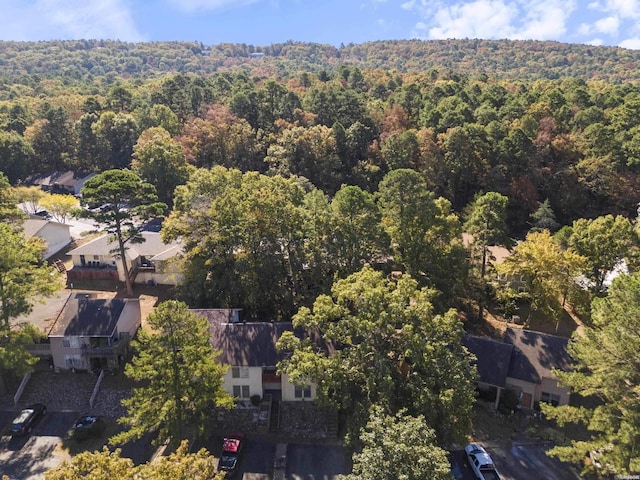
[567,215,636,293]
[0,222,62,392]
[131,127,191,207]
[0,173,24,223]
[111,301,233,445]
[277,265,476,445]
[45,441,224,480]
[342,406,452,480]
[496,230,586,326]
[164,167,307,318]
[545,272,640,475]
[377,169,467,301]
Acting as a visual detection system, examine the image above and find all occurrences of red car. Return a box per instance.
[218,433,244,477]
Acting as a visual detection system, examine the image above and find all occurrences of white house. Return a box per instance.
[66,232,183,286]
[23,218,72,260]
[193,309,317,402]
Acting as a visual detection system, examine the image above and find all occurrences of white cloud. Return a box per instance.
[578,22,593,35]
[407,0,575,41]
[604,0,640,19]
[620,37,640,48]
[593,15,620,34]
[167,0,261,12]
[514,0,576,40]
[0,0,144,41]
[425,0,518,39]
[586,37,604,45]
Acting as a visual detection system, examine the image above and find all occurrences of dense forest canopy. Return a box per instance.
[0,39,639,83]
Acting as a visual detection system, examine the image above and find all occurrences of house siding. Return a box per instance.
[505,377,537,409]
[223,366,263,399]
[38,223,72,259]
[117,300,141,338]
[281,373,317,402]
[50,336,90,371]
[540,377,571,406]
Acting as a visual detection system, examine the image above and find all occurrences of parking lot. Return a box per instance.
[192,436,347,480]
[451,443,580,480]
[0,410,74,480]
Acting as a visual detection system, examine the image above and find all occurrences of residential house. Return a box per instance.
[47,294,141,372]
[462,334,513,410]
[25,171,96,196]
[503,327,572,409]
[463,327,572,410]
[193,309,317,402]
[23,218,72,260]
[66,232,183,285]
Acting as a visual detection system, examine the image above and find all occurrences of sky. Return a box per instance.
[0,0,639,50]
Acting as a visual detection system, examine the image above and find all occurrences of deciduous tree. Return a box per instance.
[13,185,46,215]
[39,193,78,224]
[496,230,585,327]
[45,441,223,480]
[342,406,452,480]
[567,215,636,293]
[0,222,62,393]
[132,127,191,207]
[277,265,476,445]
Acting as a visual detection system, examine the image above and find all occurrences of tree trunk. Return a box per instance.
[115,222,134,297]
[0,369,7,396]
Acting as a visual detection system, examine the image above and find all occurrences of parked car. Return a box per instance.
[67,415,106,441]
[218,433,244,477]
[10,403,47,436]
[465,444,502,480]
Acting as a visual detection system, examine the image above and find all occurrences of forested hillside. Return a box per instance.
[3,38,640,477]
[1,39,639,83]
[1,38,640,316]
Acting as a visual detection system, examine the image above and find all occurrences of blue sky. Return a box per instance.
[1,0,639,49]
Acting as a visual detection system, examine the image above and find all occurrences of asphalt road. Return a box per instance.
[0,409,75,480]
[451,443,580,480]
[193,436,347,480]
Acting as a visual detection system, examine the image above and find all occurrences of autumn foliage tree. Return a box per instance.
[277,265,476,445]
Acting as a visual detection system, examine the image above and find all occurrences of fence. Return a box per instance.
[14,372,32,406]
[89,369,105,408]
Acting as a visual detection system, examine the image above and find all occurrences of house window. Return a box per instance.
[294,385,312,399]
[93,255,99,260]
[231,367,249,378]
[541,392,561,406]
[232,385,250,398]
[64,355,82,369]
[62,339,70,348]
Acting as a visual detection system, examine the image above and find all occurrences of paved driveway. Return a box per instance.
[0,410,75,480]
[286,443,347,480]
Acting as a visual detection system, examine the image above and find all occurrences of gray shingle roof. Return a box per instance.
[503,328,572,383]
[49,296,126,337]
[462,334,513,388]
[192,309,292,367]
